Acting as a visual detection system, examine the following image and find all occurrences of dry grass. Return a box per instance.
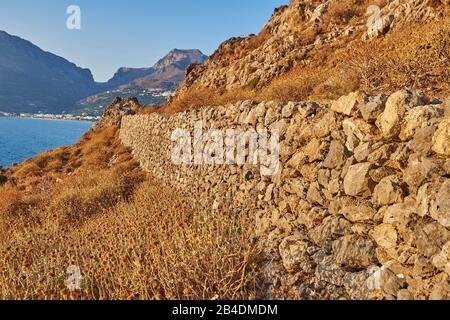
[0,124,262,300]
[147,87,256,114]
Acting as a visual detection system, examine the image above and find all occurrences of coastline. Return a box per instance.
[0,112,100,122]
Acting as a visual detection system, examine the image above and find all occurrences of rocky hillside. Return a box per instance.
[171,0,449,109]
[121,89,450,300]
[0,31,98,113]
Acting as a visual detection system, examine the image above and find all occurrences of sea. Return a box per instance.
[0,117,93,168]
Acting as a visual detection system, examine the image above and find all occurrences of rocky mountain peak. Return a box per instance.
[153,49,208,70]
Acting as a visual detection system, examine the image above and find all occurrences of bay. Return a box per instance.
[0,117,93,168]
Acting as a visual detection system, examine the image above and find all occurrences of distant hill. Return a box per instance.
[0,30,208,114]
[0,31,98,113]
[75,49,208,114]
[102,49,208,91]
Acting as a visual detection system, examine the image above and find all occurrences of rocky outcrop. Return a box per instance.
[93,97,142,131]
[120,89,449,300]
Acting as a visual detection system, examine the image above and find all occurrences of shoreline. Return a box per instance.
[0,114,99,123]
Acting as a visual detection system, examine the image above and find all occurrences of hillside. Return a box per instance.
[0,31,98,113]
[167,0,449,112]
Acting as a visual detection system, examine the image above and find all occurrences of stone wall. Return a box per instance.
[119,89,450,300]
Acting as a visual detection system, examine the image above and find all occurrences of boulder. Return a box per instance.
[344,163,373,196]
[432,118,450,156]
[372,176,404,206]
[333,235,376,269]
[279,236,312,273]
[323,140,347,169]
[331,91,365,116]
[376,89,427,138]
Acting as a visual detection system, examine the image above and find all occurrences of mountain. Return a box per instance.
[0,30,207,114]
[74,49,208,115]
[103,49,208,91]
[0,31,98,113]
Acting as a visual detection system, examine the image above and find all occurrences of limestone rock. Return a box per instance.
[264,107,279,126]
[432,242,450,275]
[432,118,450,156]
[377,89,427,138]
[279,236,312,273]
[341,204,377,222]
[358,94,387,123]
[400,105,443,141]
[372,224,398,253]
[281,102,295,118]
[430,180,450,227]
[372,176,404,206]
[410,125,437,156]
[333,235,376,269]
[323,140,346,169]
[380,267,407,297]
[244,103,266,125]
[429,282,450,300]
[364,13,394,40]
[331,91,365,116]
[344,163,373,196]
[415,222,450,258]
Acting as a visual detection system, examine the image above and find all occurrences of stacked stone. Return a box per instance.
[120,89,449,300]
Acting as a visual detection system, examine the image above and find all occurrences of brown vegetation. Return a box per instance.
[0,123,261,300]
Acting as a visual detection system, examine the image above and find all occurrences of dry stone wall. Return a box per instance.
[119,89,450,300]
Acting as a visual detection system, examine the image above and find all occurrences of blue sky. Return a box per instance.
[0,0,288,82]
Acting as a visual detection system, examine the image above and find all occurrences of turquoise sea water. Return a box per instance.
[0,117,92,168]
